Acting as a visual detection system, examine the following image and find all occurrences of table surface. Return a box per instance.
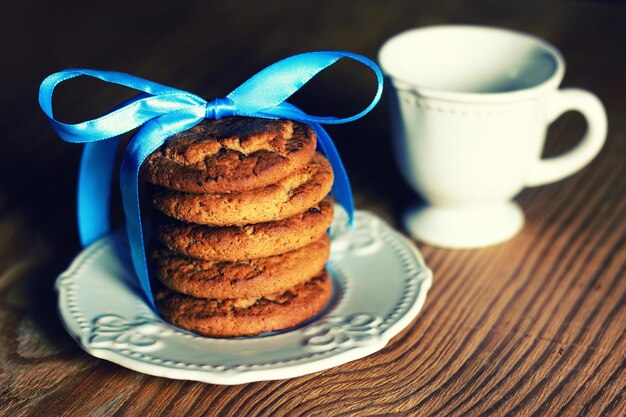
[1,1,624,416]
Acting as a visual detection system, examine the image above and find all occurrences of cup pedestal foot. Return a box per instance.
[403,202,524,249]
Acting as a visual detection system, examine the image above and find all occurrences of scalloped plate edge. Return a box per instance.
[56,212,432,385]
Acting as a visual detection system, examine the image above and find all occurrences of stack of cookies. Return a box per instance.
[142,117,335,337]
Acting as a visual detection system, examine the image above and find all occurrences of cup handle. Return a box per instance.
[526,88,607,187]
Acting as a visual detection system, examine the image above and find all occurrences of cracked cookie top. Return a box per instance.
[142,117,317,193]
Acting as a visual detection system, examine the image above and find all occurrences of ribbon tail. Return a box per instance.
[78,139,120,246]
[120,112,204,308]
[311,123,355,227]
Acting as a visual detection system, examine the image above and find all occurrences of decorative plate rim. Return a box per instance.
[56,210,432,385]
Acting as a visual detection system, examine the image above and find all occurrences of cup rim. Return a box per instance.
[378,24,565,103]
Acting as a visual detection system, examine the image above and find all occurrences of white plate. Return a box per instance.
[56,209,432,385]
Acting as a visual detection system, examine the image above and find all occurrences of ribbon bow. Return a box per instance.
[39,51,383,307]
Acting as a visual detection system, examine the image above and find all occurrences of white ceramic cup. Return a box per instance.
[378,25,607,249]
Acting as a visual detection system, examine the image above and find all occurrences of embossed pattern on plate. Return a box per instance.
[56,209,432,384]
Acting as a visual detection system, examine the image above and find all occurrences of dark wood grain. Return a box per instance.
[1,0,624,416]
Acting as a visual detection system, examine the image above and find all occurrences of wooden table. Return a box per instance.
[1,1,624,415]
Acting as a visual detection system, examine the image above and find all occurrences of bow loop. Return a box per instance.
[227,51,383,124]
[205,97,236,120]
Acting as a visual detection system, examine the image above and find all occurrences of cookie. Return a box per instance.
[142,117,317,193]
[156,197,334,261]
[155,269,332,337]
[151,234,330,299]
[151,152,334,226]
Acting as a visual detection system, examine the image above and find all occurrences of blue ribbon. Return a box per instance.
[39,51,383,308]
